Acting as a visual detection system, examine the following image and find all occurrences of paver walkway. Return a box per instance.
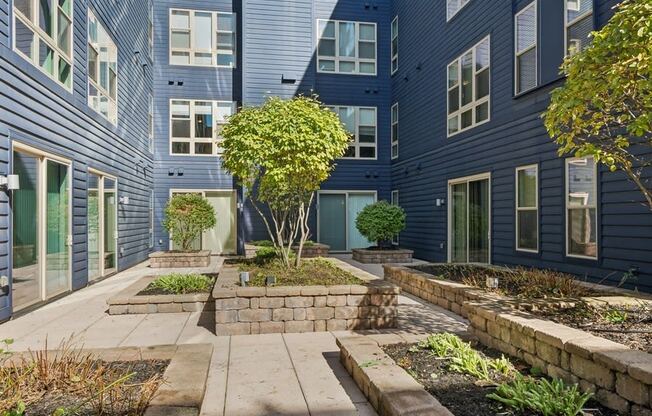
[0,255,467,416]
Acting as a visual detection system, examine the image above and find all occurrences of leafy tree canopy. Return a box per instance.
[163,194,216,251]
[355,201,406,248]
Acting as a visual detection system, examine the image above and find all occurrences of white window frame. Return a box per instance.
[515,164,539,253]
[564,0,593,56]
[565,157,598,260]
[12,0,74,91]
[391,190,400,245]
[327,106,377,160]
[168,8,236,68]
[391,16,398,75]
[316,19,377,76]
[447,36,491,137]
[169,99,236,157]
[87,9,119,125]
[446,0,470,22]
[514,1,537,95]
[391,103,399,160]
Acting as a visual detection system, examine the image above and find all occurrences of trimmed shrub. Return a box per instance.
[163,194,216,251]
[149,273,215,294]
[355,201,406,248]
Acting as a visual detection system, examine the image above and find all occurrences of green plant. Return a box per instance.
[1,402,25,416]
[222,96,350,267]
[355,201,406,248]
[249,240,274,247]
[162,194,216,251]
[488,375,593,416]
[418,333,471,358]
[449,348,491,381]
[241,258,362,287]
[603,308,629,324]
[489,355,516,377]
[149,273,215,294]
[254,246,278,265]
[543,0,652,209]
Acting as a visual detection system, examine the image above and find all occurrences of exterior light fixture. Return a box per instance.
[239,271,250,287]
[0,174,20,191]
[265,276,276,286]
[119,196,130,205]
[486,277,499,289]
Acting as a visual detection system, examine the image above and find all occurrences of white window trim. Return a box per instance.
[564,0,594,56]
[391,103,399,160]
[169,99,236,157]
[12,0,75,91]
[514,1,537,95]
[87,9,119,125]
[391,190,400,245]
[87,168,119,279]
[391,16,398,75]
[327,105,378,160]
[446,0,470,22]
[447,35,491,138]
[565,157,598,260]
[515,164,539,253]
[316,19,377,76]
[168,8,236,68]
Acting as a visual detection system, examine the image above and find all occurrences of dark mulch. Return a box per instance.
[24,360,169,416]
[382,343,619,416]
[137,274,218,296]
[238,259,363,287]
[534,303,652,353]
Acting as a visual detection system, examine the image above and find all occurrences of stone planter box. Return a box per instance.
[213,258,400,335]
[293,243,330,258]
[107,276,214,315]
[149,250,211,268]
[353,248,413,264]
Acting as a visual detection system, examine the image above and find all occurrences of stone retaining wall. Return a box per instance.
[353,249,413,264]
[149,250,211,268]
[293,243,330,258]
[464,300,652,415]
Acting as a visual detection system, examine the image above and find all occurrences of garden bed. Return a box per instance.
[352,248,413,264]
[235,258,364,286]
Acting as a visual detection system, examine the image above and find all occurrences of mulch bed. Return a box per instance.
[382,343,619,416]
[137,274,218,296]
[236,259,363,287]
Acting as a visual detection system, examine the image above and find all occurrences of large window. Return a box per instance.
[566,157,598,259]
[391,103,399,160]
[447,36,490,137]
[327,106,377,159]
[317,20,376,75]
[391,16,398,74]
[565,0,593,55]
[170,100,236,156]
[12,0,74,89]
[516,165,538,252]
[88,10,118,124]
[515,2,537,94]
[169,9,236,67]
[447,0,470,21]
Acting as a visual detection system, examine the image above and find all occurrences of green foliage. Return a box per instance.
[254,246,278,265]
[1,402,24,416]
[355,201,406,246]
[603,308,629,324]
[488,375,593,416]
[249,240,274,247]
[543,0,652,209]
[149,273,215,294]
[162,194,216,251]
[241,258,363,287]
[489,355,517,377]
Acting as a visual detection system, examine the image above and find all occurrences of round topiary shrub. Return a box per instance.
[163,194,216,251]
[355,201,406,249]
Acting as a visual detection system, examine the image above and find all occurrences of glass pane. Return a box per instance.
[359,108,375,126]
[194,12,212,50]
[170,10,190,29]
[448,62,459,88]
[194,102,213,138]
[516,5,536,53]
[468,179,489,263]
[568,158,596,207]
[339,22,355,57]
[195,143,213,155]
[15,19,35,59]
[216,102,234,121]
[58,58,71,87]
[359,126,375,143]
[338,107,355,133]
[217,53,234,67]
[318,60,335,72]
[461,52,473,106]
[104,185,117,272]
[518,210,538,251]
[171,31,190,49]
[172,141,190,154]
[12,152,40,309]
[448,116,458,135]
[359,24,375,41]
[343,146,355,158]
[88,174,101,280]
[517,48,537,93]
[567,0,593,22]
[448,87,459,113]
[318,194,347,251]
[461,109,473,129]
[318,39,335,57]
[88,47,98,81]
[14,0,32,19]
[109,69,117,99]
[567,14,593,54]
[359,147,375,158]
[39,42,54,75]
[358,42,375,59]
[475,101,489,123]
[172,120,190,138]
[475,38,490,70]
[568,208,597,257]
[217,13,234,32]
[171,51,190,65]
[45,160,69,297]
[58,0,71,16]
[518,167,537,208]
[39,0,53,37]
[195,52,212,65]
[451,183,467,262]
[319,20,335,38]
[348,194,375,249]
[360,62,375,74]
[57,12,71,55]
[476,68,489,98]
[217,32,235,48]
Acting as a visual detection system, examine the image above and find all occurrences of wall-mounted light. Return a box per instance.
[119,196,130,205]
[0,174,20,191]
[0,275,8,295]
[436,198,446,207]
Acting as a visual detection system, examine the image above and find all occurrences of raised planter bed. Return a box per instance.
[149,250,211,268]
[292,243,330,258]
[213,258,400,335]
[352,248,413,264]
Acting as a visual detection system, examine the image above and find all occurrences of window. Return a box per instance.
[148,2,154,60]
[391,16,398,74]
[148,95,154,153]
[169,9,236,67]
[391,103,399,159]
[149,190,154,248]
[327,106,377,159]
[565,0,593,55]
[566,157,598,259]
[447,0,470,21]
[516,165,538,252]
[391,190,399,245]
[170,100,236,156]
[515,2,537,94]
[317,20,376,75]
[88,10,118,124]
[447,36,490,137]
[12,0,74,89]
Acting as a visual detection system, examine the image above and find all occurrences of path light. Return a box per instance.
[486,276,499,289]
[265,276,276,287]
[239,271,250,287]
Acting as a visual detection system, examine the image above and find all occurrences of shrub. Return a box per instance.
[149,273,215,294]
[254,246,278,265]
[162,194,216,251]
[249,240,274,247]
[355,201,406,248]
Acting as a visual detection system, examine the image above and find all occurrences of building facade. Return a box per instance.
[0,0,649,321]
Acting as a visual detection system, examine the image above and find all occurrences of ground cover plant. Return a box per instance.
[0,342,167,416]
[239,258,363,287]
[383,334,617,416]
[140,273,216,295]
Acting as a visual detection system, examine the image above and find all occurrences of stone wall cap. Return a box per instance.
[149,250,211,258]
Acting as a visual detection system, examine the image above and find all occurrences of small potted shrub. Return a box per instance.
[352,201,413,264]
[149,194,217,268]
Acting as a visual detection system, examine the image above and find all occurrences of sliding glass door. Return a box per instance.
[449,175,490,264]
[45,160,70,297]
[88,171,117,280]
[318,192,376,252]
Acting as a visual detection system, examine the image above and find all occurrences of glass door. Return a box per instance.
[88,174,101,280]
[45,160,70,297]
[204,191,237,255]
[347,193,375,249]
[87,172,118,280]
[449,175,490,264]
[318,194,347,251]
[103,178,117,274]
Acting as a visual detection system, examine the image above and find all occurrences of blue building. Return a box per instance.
[0,0,649,321]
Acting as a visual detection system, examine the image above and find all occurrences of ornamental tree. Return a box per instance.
[543,0,652,209]
[163,194,216,251]
[221,96,350,267]
[355,201,406,249]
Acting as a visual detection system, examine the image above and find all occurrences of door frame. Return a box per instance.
[447,172,492,264]
[168,189,238,254]
[316,190,378,253]
[11,141,73,311]
[87,168,119,280]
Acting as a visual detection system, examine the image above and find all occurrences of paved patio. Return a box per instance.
[0,255,467,416]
